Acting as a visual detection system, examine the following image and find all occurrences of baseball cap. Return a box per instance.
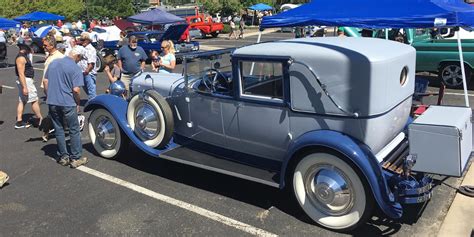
[56,43,66,50]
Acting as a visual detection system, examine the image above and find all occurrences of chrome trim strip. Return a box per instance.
[376,132,406,163]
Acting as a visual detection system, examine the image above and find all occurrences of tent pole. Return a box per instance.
[250,31,263,75]
[457,31,470,107]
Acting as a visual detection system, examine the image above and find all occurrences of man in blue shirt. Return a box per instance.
[117,35,147,94]
[44,47,88,168]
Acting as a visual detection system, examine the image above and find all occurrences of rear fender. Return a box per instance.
[282,130,403,219]
[84,95,177,157]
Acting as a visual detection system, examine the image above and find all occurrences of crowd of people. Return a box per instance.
[0,26,179,188]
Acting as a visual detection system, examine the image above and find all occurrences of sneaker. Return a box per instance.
[0,171,9,188]
[70,157,88,168]
[57,156,71,166]
[15,121,31,129]
[41,133,49,142]
[78,115,85,131]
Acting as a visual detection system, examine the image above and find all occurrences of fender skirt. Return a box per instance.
[84,95,178,157]
[282,130,403,219]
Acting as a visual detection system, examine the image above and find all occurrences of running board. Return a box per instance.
[160,146,280,188]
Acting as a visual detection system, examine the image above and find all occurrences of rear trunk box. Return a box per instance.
[409,106,472,177]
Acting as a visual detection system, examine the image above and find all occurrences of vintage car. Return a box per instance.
[84,38,472,231]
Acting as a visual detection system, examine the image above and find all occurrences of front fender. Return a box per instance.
[84,95,177,157]
[282,130,402,219]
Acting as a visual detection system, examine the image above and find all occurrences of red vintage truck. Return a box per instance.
[185,13,224,38]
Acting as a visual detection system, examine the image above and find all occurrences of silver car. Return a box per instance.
[85,37,471,231]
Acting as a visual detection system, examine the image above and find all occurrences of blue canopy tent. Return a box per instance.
[249,3,273,11]
[14,11,65,21]
[0,18,20,30]
[128,9,184,25]
[260,0,474,107]
[261,0,474,29]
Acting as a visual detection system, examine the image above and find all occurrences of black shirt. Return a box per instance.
[15,52,34,78]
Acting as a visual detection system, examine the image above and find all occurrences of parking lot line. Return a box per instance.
[77,166,278,237]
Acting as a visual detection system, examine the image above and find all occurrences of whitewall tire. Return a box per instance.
[293,153,373,231]
[127,90,174,149]
[88,108,126,159]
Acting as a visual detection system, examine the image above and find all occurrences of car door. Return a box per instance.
[187,69,235,147]
[234,57,291,161]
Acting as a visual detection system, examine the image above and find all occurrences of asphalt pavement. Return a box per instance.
[0,32,472,236]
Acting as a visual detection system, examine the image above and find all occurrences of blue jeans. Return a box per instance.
[83,74,96,100]
[49,105,82,160]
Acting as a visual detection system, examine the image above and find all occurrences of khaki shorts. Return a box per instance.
[121,71,140,93]
[17,77,38,103]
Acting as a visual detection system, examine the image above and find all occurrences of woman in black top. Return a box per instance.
[14,44,42,129]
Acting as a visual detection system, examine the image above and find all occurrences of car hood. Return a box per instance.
[131,72,184,97]
[160,24,188,41]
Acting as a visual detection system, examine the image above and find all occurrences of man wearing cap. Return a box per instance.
[117,35,147,94]
[43,48,88,168]
[78,32,97,99]
[41,37,64,89]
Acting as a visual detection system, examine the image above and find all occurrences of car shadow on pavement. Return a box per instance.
[82,142,430,235]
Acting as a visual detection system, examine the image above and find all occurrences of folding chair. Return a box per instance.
[411,77,445,117]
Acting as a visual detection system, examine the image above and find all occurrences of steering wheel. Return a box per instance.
[201,68,228,92]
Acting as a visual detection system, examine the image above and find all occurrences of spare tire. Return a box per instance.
[127,90,174,148]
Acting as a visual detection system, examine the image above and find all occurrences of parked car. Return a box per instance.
[100,24,199,69]
[84,38,472,231]
[185,13,224,38]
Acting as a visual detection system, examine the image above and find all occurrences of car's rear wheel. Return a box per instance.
[127,90,174,148]
[88,108,127,159]
[439,62,472,89]
[293,152,373,231]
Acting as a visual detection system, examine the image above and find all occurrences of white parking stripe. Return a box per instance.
[77,166,278,237]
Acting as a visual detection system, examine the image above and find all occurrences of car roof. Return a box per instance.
[233,37,414,63]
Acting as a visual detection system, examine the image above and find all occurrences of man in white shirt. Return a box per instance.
[77,32,97,100]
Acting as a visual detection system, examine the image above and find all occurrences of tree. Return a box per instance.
[221,0,240,16]
[200,0,222,15]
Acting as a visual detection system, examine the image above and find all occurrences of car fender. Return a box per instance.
[438,60,474,71]
[282,130,403,219]
[84,95,177,157]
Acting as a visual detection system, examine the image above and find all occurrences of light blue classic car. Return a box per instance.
[85,37,472,231]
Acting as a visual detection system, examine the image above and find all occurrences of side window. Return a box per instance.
[240,61,284,100]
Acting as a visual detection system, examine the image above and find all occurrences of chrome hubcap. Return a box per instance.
[305,164,354,216]
[95,116,116,149]
[135,102,159,140]
[442,65,462,86]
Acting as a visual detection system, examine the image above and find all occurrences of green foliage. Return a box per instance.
[221,0,241,16]
[200,0,222,15]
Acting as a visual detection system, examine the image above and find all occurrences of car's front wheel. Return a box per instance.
[293,152,373,231]
[88,108,127,159]
[127,90,174,148]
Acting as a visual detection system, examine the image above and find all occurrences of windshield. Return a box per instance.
[146,33,164,43]
[184,49,234,81]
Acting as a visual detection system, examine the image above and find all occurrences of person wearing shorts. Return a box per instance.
[15,44,42,129]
